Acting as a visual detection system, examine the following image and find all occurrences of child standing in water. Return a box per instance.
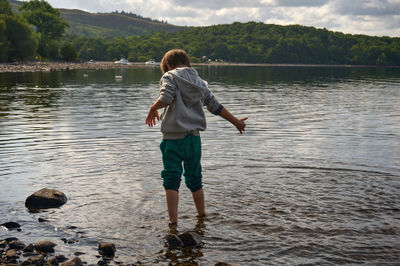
[146,49,247,226]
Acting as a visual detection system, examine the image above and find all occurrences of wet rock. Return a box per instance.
[5,237,19,243]
[166,234,184,248]
[6,249,19,260]
[178,231,201,247]
[1,222,21,231]
[98,243,116,257]
[38,218,49,222]
[46,256,59,265]
[23,243,35,253]
[56,254,69,263]
[9,240,26,250]
[25,188,67,209]
[22,251,39,257]
[0,239,6,248]
[215,262,233,266]
[24,254,45,265]
[60,256,83,266]
[34,240,56,253]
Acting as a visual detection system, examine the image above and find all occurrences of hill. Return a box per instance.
[8,0,184,37]
[59,9,184,37]
[67,22,400,65]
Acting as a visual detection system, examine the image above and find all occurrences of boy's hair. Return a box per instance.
[160,49,191,74]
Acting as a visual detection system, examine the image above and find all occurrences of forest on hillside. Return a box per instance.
[1,0,400,65]
[69,23,400,65]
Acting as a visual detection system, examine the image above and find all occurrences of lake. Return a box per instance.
[1,65,399,265]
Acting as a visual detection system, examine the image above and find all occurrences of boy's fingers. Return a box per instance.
[241,116,248,122]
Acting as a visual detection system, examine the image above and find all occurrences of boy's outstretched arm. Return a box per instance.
[146,99,168,127]
[219,107,248,134]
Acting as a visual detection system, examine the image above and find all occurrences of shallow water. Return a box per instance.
[1,66,400,265]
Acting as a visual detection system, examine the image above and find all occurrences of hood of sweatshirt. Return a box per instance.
[168,67,207,106]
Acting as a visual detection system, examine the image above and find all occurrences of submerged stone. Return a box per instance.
[166,234,184,248]
[25,188,67,209]
[178,231,201,247]
[98,243,116,257]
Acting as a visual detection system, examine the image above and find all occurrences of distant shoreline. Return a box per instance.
[1,61,398,73]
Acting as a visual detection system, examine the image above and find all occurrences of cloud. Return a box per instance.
[44,0,400,36]
[272,0,329,7]
[331,0,400,16]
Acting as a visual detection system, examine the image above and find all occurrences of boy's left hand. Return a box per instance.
[146,108,160,127]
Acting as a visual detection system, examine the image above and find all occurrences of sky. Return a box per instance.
[43,0,400,37]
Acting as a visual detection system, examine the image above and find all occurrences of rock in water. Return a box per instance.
[178,231,202,247]
[25,254,46,265]
[6,249,19,260]
[98,243,116,257]
[166,234,184,248]
[60,257,83,266]
[34,241,57,253]
[8,240,25,250]
[25,188,67,209]
[0,222,21,231]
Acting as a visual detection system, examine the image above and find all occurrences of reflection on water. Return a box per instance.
[1,66,400,265]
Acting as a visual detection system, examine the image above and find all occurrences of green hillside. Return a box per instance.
[59,9,184,37]
[8,0,184,37]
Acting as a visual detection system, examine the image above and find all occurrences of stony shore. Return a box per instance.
[1,189,232,265]
[2,61,391,73]
[0,61,154,73]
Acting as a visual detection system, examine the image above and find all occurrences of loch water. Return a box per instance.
[1,66,399,265]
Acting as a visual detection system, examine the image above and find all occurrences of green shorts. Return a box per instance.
[160,134,202,192]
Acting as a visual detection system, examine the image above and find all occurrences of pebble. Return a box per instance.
[60,256,83,266]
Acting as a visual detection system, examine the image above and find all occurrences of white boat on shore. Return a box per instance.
[114,58,130,65]
[145,60,158,66]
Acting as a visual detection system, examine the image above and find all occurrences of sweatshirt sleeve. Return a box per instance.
[158,73,176,105]
[203,88,224,115]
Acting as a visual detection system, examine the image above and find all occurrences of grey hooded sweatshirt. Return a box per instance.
[158,67,223,139]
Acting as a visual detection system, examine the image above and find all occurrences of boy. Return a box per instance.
[146,49,247,226]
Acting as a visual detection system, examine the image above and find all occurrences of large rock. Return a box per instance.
[98,243,116,257]
[34,241,56,253]
[25,188,67,209]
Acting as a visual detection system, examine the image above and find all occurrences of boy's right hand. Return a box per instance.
[146,108,160,127]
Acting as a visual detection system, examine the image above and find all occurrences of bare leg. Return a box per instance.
[166,190,179,224]
[192,188,206,217]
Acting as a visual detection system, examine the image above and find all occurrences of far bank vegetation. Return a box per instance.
[1,0,399,65]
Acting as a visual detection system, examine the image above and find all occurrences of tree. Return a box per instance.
[19,0,68,59]
[19,0,68,39]
[60,43,77,61]
[0,0,12,15]
[0,14,37,61]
